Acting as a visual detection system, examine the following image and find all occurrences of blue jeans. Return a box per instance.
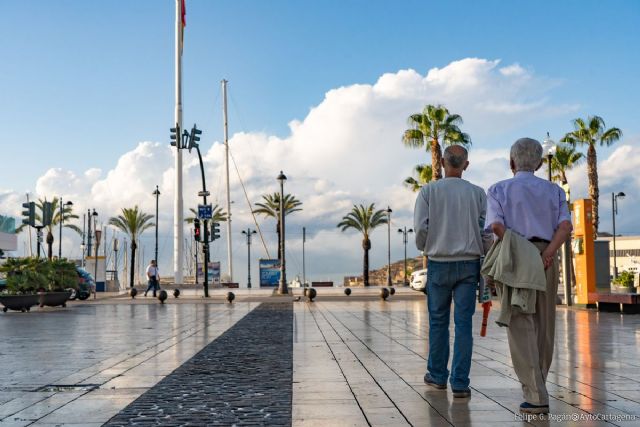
[426,259,480,390]
[145,278,159,296]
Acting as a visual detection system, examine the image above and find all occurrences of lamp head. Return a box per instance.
[386,207,392,214]
[64,201,73,207]
[542,132,557,157]
[616,192,626,199]
[153,185,161,196]
[277,170,287,182]
[92,209,98,217]
[397,228,403,233]
[408,228,414,233]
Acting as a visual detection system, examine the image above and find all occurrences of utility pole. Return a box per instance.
[153,186,160,264]
[302,227,306,287]
[386,207,392,287]
[398,226,414,286]
[222,79,233,282]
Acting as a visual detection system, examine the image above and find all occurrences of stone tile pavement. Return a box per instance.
[0,290,639,426]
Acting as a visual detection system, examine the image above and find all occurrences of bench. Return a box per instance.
[588,292,640,314]
[311,281,333,287]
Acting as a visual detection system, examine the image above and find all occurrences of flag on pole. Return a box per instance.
[180,0,186,54]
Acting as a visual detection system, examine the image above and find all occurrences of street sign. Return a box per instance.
[198,204,212,219]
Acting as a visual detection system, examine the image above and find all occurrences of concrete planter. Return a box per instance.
[38,291,73,308]
[0,294,40,312]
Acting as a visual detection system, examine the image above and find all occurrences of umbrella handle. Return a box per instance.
[480,302,491,337]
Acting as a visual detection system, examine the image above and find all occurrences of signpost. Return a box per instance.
[259,259,281,287]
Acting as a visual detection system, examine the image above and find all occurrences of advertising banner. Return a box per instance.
[197,261,221,285]
[259,259,280,287]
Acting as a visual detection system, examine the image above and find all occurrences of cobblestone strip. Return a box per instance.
[104,302,293,426]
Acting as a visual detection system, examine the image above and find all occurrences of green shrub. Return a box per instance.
[0,257,78,294]
[613,271,635,287]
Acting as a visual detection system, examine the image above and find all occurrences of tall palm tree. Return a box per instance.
[561,116,622,236]
[337,204,388,286]
[16,197,81,259]
[402,104,471,181]
[184,205,228,224]
[404,164,433,192]
[108,206,155,288]
[543,143,584,185]
[253,193,302,259]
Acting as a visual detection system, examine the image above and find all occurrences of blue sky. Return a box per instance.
[1,1,639,282]
[2,0,639,187]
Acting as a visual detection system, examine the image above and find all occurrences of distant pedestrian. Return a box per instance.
[413,145,490,398]
[485,138,572,414]
[144,260,161,297]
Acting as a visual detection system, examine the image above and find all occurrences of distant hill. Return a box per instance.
[344,256,425,286]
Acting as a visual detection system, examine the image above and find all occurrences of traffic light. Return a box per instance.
[211,222,220,241]
[21,202,35,227]
[193,218,201,242]
[42,201,53,226]
[189,125,202,153]
[170,125,180,147]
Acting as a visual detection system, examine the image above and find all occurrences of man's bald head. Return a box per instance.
[443,145,468,169]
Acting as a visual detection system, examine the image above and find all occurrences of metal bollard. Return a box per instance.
[226,292,235,303]
[158,290,168,304]
[344,287,351,296]
[130,288,138,299]
[380,287,389,300]
[173,289,180,298]
[308,288,317,302]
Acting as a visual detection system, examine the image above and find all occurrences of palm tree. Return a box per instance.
[404,164,433,192]
[184,206,228,224]
[253,193,302,259]
[402,104,471,181]
[561,116,622,236]
[337,204,388,286]
[543,143,584,185]
[16,197,80,260]
[108,206,155,288]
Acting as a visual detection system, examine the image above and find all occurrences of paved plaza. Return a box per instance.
[0,289,639,426]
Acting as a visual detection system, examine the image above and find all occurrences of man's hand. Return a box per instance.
[490,223,506,240]
[541,248,555,270]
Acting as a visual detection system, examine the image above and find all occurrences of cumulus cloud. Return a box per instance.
[4,57,624,285]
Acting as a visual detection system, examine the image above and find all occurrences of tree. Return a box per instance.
[402,104,471,181]
[543,143,584,185]
[404,164,433,192]
[253,193,302,259]
[561,116,622,236]
[108,206,155,288]
[184,206,228,224]
[16,197,81,260]
[337,204,388,286]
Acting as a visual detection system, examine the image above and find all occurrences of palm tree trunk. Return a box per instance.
[362,237,371,286]
[46,230,54,260]
[130,241,137,288]
[431,138,443,180]
[587,144,599,237]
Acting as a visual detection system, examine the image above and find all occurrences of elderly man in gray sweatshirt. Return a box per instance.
[414,145,488,398]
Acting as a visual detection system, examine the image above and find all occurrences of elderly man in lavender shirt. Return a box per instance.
[486,138,572,414]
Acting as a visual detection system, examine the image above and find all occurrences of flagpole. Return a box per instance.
[173,0,184,285]
[222,79,233,283]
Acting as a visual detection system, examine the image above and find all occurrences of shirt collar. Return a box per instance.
[515,171,535,178]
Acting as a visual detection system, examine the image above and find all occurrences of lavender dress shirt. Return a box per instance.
[486,172,572,241]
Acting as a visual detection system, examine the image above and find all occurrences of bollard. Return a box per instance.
[130,288,138,299]
[389,287,395,296]
[303,287,308,297]
[344,287,351,296]
[173,289,180,298]
[308,288,317,302]
[380,287,389,300]
[158,290,168,304]
[226,292,235,303]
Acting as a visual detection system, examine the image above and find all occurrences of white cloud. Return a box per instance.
[4,57,627,285]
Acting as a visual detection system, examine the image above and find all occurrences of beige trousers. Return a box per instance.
[507,243,559,406]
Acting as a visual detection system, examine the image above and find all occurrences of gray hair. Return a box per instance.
[510,138,543,172]
[443,145,468,168]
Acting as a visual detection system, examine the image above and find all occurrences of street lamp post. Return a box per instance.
[542,132,557,182]
[398,226,414,286]
[242,228,256,288]
[58,199,73,258]
[386,207,392,287]
[152,186,160,264]
[277,171,288,295]
[612,191,626,278]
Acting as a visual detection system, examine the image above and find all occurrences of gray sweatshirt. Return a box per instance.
[413,177,488,261]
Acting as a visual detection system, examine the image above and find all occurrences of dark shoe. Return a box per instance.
[519,402,549,414]
[452,388,471,398]
[424,374,446,390]
[144,292,147,297]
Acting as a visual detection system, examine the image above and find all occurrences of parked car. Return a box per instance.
[71,267,93,300]
[410,268,427,292]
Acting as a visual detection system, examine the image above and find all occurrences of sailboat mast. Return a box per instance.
[222,79,233,282]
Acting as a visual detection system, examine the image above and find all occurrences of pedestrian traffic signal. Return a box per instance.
[193,218,201,242]
[211,222,220,241]
[189,124,202,153]
[170,125,180,147]
[21,202,35,227]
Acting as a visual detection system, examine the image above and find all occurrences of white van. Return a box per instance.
[410,268,427,292]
